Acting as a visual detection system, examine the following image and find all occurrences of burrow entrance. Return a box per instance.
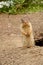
[35,38,43,46]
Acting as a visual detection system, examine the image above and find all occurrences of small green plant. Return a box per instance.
[0,0,43,14]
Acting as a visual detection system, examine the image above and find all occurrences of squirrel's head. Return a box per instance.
[21,18,31,27]
[21,19,28,25]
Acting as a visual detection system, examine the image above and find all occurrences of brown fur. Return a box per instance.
[20,18,35,48]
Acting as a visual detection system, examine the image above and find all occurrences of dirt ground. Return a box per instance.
[0,12,43,65]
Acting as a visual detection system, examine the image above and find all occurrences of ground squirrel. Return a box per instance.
[20,18,35,48]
